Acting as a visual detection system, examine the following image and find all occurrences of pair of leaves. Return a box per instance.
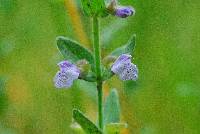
[56,34,136,81]
[81,0,109,17]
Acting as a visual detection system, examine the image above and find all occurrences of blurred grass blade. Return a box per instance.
[110,34,136,56]
[104,123,128,134]
[56,36,95,70]
[73,109,102,134]
[104,89,120,125]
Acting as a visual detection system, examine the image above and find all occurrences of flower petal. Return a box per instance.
[111,54,131,74]
[54,69,79,89]
[58,60,80,73]
[119,63,138,81]
[111,54,138,81]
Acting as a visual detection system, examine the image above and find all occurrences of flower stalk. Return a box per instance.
[54,1,137,133]
[92,16,103,129]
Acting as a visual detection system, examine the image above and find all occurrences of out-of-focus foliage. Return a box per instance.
[0,77,8,116]
[104,89,120,125]
[104,123,128,134]
[0,0,200,134]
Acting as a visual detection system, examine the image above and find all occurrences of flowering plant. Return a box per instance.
[54,0,137,133]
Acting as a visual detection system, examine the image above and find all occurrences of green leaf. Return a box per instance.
[110,34,136,57]
[104,89,120,125]
[56,36,95,69]
[104,123,128,134]
[81,0,109,17]
[73,109,102,134]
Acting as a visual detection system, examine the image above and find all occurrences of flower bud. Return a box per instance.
[115,6,135,18]
[103,55,117,67]
[107,0,117,14]
[76,59,90,75]
[106,0,135,18]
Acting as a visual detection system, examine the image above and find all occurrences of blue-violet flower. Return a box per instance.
[54,61,80,88]
[115,6,135,18]
[111,54,138,81]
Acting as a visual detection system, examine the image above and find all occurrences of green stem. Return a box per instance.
[97,81,103,129]
[93,16,103,129]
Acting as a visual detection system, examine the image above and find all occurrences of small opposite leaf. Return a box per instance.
[73,109,102,134]
[104,89,120,125]
[81,0,108,17]
[111,34,136,57]
[93,0,109,17]
[81,0,94,16]
[104,123,128,134]
[56,36,95,70]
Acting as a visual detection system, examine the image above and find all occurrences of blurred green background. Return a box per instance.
[0,0,200,133]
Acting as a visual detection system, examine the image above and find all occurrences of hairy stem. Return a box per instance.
[93,16,103,129]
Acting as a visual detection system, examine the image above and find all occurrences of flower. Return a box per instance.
[115,6,135,18]
[111,54,138,81]
[54,61,80,88]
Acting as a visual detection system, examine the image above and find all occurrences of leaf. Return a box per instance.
[104,123,128,134]
[110,34,136,57]
[56,36,95,70]
[81,0,109,17]
[104,89,120,125]
[73,109,102,134]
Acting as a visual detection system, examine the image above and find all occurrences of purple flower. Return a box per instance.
[54,61,80,88]
[111,54,138,81]
[115,6,135,18]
